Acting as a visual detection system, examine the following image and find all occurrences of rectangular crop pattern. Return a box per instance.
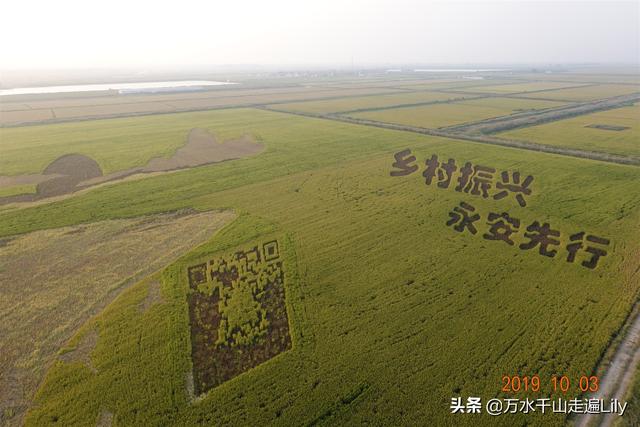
[186,240,291,395]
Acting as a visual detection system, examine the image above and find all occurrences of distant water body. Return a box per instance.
[0,80,236,96]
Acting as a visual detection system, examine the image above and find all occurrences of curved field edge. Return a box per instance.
[617,365,640,426]
[0,208,237,426]
[25,213,310,426]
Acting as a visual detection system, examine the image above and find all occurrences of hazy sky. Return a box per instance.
[2,0,638,69]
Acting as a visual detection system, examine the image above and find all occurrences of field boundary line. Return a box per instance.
[574,297,640,427]
[257,105,640,167]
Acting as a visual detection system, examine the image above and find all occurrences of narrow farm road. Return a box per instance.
[575,302,640,427]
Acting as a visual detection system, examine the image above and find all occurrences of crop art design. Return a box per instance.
[391,149,534,207]
[186,240,291,395]
[391,149,612,270]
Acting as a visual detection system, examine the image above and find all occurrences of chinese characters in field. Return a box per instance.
[390,149,612,270]
[390,148,534,207]
[446,201,610,269]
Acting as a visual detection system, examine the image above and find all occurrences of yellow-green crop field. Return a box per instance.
[1,106,639,426]
[518,84,640,101]
[2,69,640,427]
[0,86,400,126]
[467,81,590,94]
[501,104,640,158]
[349,97,565,129]
[0,183,36,198]
[272,91,466,114]
[0,111,254,176]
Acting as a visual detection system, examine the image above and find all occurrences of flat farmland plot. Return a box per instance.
[518,84,640,101]
[349,97,565,129]
[0,109,54,125]
[0,86,399,125]
[0,110,268,176]
[396,79,527,91]
[272,91,467,114]
[467,81,590,94]
[500,104,640,158]
[0,108,637,426]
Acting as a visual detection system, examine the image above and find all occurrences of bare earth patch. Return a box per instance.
[585,124,631,131]
[0,174,62,188]
[141,128,262,173]
[0,128,264,205]
[0,209,236,426]
[138,280,164,313]
[95,410,114,427]
[58,329,99,373]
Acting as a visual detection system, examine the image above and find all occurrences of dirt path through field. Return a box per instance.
[575,239,640,427]
[574,306,640,427]
[260,89,640,167]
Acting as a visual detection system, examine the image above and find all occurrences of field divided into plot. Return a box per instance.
[500,104,640,158]
[0,108,638,426]
[348,97,566,129]
[0,86,400,125]
[391,79,526,91]
[272,91,468,114]
[468,81,591,94]
[517,84,640,101]
[0,111,266,176]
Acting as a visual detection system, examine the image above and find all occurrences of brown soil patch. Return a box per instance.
[0,174,62,188]
[0,128,263,206]
[185,372,196,402]
[35,174,84,198]
[81,128,263,185]
[0,153,103,203]
[586,124,631,131]
[95,410,114,427]
[0,366,28,425]
[138,280,164,313]
[0,209,236,425]
[186,240,291,396]
[143,128,262,172]
[42,153,103,180]
[58,329,99,373]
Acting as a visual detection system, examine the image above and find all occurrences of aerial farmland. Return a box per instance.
[1,1,639,426]
[1,67,638,427]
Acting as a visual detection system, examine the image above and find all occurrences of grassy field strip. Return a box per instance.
[273,93,488,115]
[334,95,487,114]
[7,86,393,112]
[575,300,640,427]
[0,84,346,106]
[259,106,640,166]
[423,88,582,103]
[498,94,585,103]
[515,84,640,102]
[0,88,413,128]
[440,93,640,134]
[467,82,598,94]
[499,104,640,158]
